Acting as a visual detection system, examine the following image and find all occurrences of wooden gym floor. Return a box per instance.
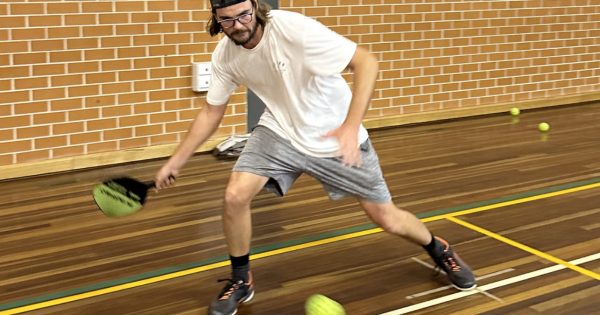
[1,101,599,314]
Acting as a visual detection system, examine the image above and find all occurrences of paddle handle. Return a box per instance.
[146,175,175,189]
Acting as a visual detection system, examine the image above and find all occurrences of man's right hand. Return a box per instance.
[155,165,178,190]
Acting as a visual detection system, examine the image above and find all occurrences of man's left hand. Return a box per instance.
[323,125,362,167]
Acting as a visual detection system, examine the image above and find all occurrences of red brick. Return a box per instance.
[135,124,162,136]
[65,14,98,25]
[115,1,145,12]
[14,53,47,65]
[48,27,80,38]
[85,95,115,108]
[86,73,116,84]
[0,91,29,104]
[53,145,85,158]
[14,101,47,114]
[104,128,133,140]
[68,85,100,98]
[1,139,30,154]
[88,141,118,154]
[29,15,62,27]
[149,1,175,11]
[32,40,64,52]
[116,24,145,35]
[0,129,13,142]
[102,82,131,94]
[69,109,100,121]
[0,66,28,79]
[71,132,101,145]
[35,136,68,149]
[132,13,160,23]
[101,13,129,25]
[117,92,146,105]
[87,118,117,131]
[102,105,131,117]
[120,137,148,150]
[84,49,116,61]
[0,79,9,90]
[33,88,65,100]
[50,51,82,63]
[120,115,148,127]
[52,75,84,87]
[135,102,161,114]
[47,3,80,14]
[17,126,49,139]
[68,38,99,50]
[33,112,66,124]
[82,1,113,13]
[151,133,178,145]
[16,150,50,163]
[53,122,84,135]
[12,28,45,40]
[162,12,190,22]
[119,70,148,81]
[83,25,113,37]
[15,77,48,90]
[0,16,26,28]
[51,99,83,111]
[68,62,100,74]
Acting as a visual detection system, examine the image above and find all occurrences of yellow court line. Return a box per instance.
[425,182,600,222]
[2,181,599,314]
[446,216,600,281]
[251,228,383,259]
[0,229,384,315]
[0,260,229,315]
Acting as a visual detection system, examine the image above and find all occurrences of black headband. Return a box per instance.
[210,0,247,9]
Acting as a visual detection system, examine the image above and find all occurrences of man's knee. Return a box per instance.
[364,203,410,235]
[224,185,253,209]
[223,173,266,212]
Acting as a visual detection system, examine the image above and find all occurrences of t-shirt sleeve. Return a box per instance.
[300,15,358,76]
[206,48,238,106]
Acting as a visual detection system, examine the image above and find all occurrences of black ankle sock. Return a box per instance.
[230,254,250,281]
[423,234,437,253]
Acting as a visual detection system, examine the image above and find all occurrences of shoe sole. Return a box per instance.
[452,283,477,291]
[242,290,255,303]
[228,290,255,315]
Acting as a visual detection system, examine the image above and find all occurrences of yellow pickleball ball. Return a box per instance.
[510,107,520,116]
[538,122,550,132]
[305,294,346,315]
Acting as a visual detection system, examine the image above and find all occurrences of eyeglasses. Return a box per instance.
[217,9,253,29]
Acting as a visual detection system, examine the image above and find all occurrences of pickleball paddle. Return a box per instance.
[92,176,155,217]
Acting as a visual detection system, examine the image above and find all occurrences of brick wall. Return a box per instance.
[0,0,599,167]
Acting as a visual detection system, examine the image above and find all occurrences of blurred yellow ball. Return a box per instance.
[305,294,346,315]
[510,107,520,116]
[538,122,550,132]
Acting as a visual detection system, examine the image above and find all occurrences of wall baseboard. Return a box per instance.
[0,136,227,181]
[2,91,599,181]
[364,91,600,129]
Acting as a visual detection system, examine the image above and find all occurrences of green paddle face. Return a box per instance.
[92,177,151,217]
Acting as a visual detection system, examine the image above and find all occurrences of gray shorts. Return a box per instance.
[233,126,392,203]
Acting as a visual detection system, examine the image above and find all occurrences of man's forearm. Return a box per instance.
[166,105,225,170]
[345,47,379,129]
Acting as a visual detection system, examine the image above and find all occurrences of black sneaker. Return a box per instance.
[208,272,255,315]
[428,237,476,291]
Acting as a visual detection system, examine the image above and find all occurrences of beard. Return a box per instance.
[226,24,258,46]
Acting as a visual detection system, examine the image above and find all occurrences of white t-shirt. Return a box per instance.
[207,10,369,157]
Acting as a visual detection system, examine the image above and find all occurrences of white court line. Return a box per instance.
[475,287,504,303]
[381,252,600,315]
[406,257,513,300]
[410,257,438,271]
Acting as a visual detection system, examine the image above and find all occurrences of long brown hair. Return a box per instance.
[207,0,271,37]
